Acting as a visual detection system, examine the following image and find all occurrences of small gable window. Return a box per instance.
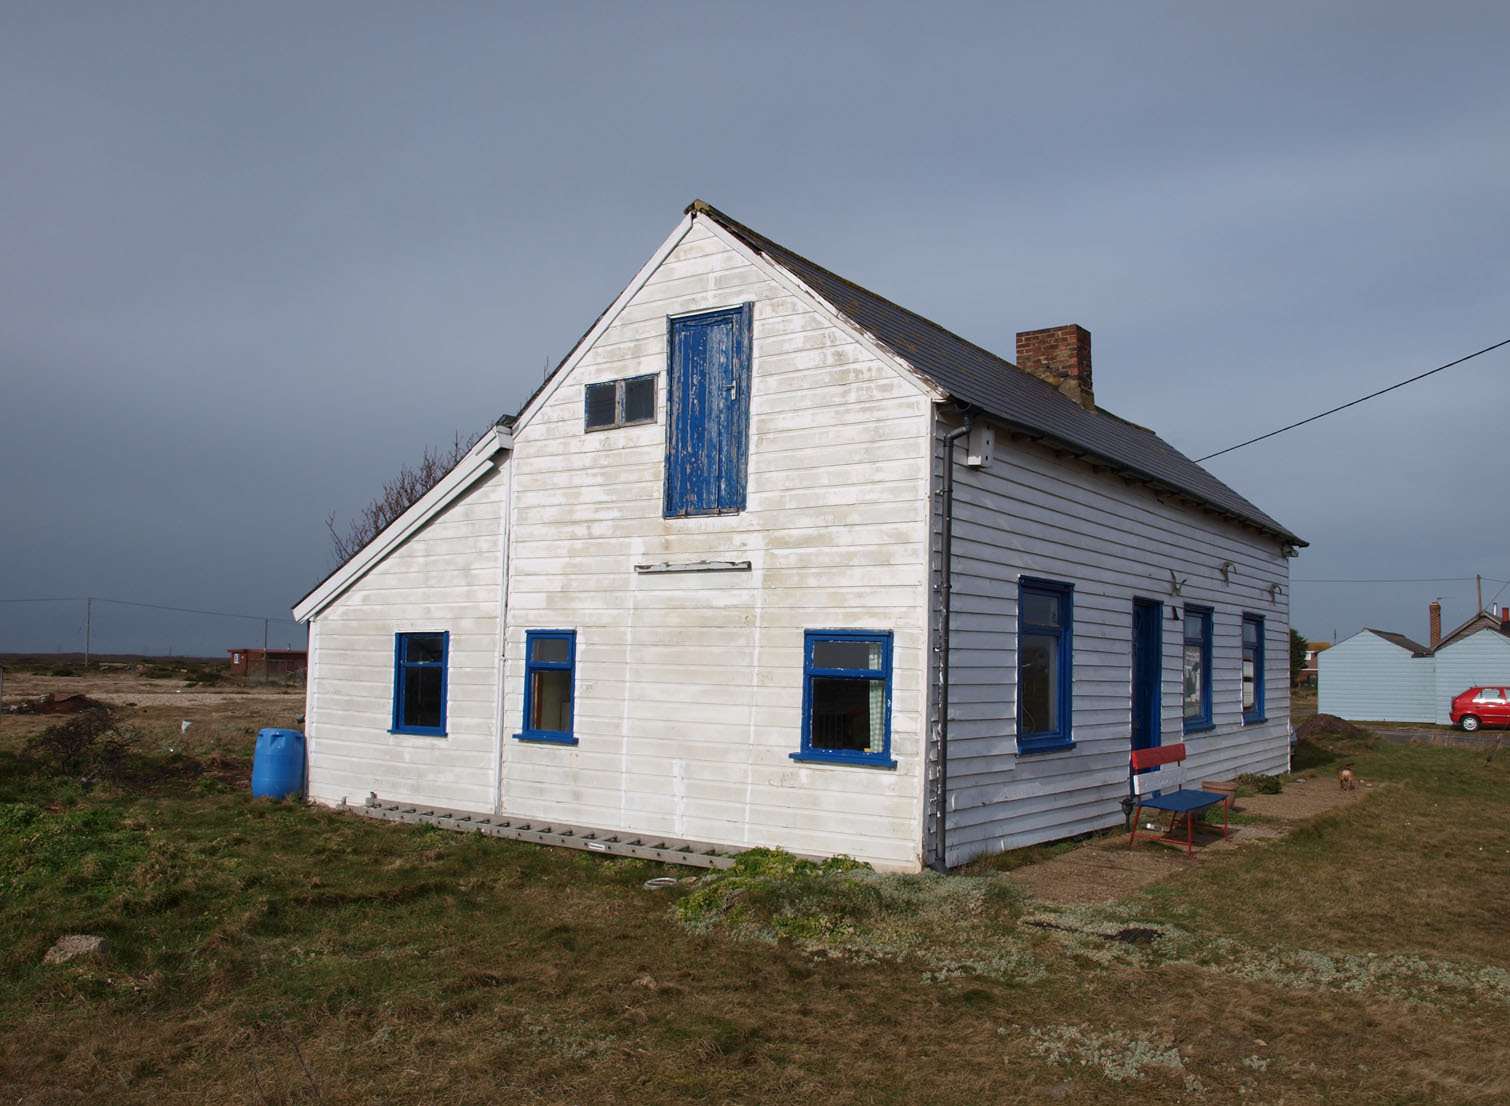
[792,630,895,768]
[517,630,577,745]
[392,631,448,736]
[1018,578,1074,753]
[1183,607,1213,732]
[584,375,657,432]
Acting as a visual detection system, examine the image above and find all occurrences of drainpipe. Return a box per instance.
[932,411,974,873]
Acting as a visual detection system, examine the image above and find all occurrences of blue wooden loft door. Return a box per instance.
[665,304,752,517]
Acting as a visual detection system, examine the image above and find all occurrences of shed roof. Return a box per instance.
[1435,611,1510,652]
[1364,628,1431,656]
[682,202,1302,546]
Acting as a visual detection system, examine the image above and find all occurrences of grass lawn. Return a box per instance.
[2,672,1509,1104]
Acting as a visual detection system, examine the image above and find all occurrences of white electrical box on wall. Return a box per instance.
[965,423,995,468]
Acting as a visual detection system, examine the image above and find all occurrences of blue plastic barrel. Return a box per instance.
[251,728,306,799]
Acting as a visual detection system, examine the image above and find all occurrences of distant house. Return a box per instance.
[1298,641,1331,685]
[1318,602,1510,724]
[228,648,308,681]
[292,200,1303,871]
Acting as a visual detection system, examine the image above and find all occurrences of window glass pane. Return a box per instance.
[404,633,444,664]
[623,376,655,423]
[1184,612,1204,645]
[530,636,570,663]
[1022,591,1061,628]
[1242,660,1256,710]
[1243,619,1259,647]
[530,668,572,731]
[585,381,617,429]
[1020,632,1059,735]
[402,667,443,729]
[809,677,884,753]
[1183,644,1205,717]
[812,639,882,670]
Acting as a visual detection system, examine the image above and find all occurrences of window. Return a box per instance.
[518,630,577,744]
[584,375,657,431]
[792,630,895,768]
[1183,607,1213,732]
[392,632,448,736]
[1018,578,1074,753]
[1242,614,1265,723]
[665,304,752,517]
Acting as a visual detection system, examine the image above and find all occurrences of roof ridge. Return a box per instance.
[688,199,1048,387]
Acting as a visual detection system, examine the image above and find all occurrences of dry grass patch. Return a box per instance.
[3,671,1510,1104]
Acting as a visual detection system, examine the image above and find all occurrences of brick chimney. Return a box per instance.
[1016,325,1094,409]
[1429,600,1442,649]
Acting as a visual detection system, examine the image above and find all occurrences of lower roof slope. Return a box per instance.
[688,201,1302,546]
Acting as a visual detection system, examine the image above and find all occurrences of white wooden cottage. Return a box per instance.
[293,201,1303,871]
[1319,607,1510,724]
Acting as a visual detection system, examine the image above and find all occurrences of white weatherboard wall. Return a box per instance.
[1433,630,1510,724]
[501,217,934,870]
[937,423,1292,867]
[1317,632,1434,723]
[304,466,508,810]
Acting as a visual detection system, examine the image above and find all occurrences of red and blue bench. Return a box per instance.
[1129,743,1231,858]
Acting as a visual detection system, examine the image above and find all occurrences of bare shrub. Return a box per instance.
[325,428,487,568]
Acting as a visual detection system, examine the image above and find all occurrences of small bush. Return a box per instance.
[48,668,79,678]
[675,848,871,936]
[1237,773,1282,795]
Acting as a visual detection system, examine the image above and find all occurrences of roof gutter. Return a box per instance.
[931,410,974,873]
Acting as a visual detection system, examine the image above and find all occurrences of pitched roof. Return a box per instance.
[1365,628,1431,655]
[686,202,1303,546]
[1435,611,1510,652]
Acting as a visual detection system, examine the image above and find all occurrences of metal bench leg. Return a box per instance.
[1129,804,1142,849]
[1185,812,1195,858]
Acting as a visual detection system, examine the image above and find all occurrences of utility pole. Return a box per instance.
[1477,574,1484,613]
[84,597,92,669]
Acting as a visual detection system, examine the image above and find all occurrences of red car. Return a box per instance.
[1450,687,1510,731]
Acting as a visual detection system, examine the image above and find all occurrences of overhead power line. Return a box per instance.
[1197,337,1510,462]
[0,595,299,625]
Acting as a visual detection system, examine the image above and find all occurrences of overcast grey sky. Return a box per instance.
[2,1,1507,656]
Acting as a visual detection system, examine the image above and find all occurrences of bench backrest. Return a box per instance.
[1131,743,1186,798]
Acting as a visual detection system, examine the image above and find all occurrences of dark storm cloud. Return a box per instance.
[2,1,1507,654]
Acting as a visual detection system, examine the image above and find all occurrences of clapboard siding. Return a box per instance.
[304,465,507,811]
[1317,631,1433,722]
[502,219,934,870]
[933,415,1293,867]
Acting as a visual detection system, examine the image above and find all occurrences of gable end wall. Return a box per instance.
[500,218,935,870]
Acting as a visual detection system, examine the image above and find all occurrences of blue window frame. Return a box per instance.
[391,631,448,736]
[517,630,577,745]
[1242,613,1265,723]
[1183,606,1213,732]
[792,630,895,768]
[665,304,752,518]
[1017,578,1074,753]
